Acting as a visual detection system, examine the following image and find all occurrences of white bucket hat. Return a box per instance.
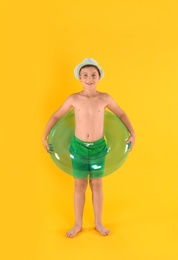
[74,58,104,80]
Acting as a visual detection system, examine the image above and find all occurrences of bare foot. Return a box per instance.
[66,225,82,238]
[95,224,110,236]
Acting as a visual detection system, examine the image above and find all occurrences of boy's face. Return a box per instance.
[79,66,100,90]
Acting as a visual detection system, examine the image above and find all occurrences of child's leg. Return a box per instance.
[89,178,110,236]
[66,178,88,238]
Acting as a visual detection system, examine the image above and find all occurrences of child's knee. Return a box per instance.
[89,178,102,191]
[74,179,88,192]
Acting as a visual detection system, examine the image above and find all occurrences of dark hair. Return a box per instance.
[79,65,100,77]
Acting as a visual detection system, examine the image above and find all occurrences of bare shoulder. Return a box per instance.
[98,92,112,101]
[65,92,80,102]
[68,92,81,99]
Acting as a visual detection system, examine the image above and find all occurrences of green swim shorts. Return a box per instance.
[69,136,108,179]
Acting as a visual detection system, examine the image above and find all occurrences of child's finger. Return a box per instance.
[127,141,132,150]
[48,144,54,153]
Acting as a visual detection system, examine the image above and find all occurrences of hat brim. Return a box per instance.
[74,62,104,80]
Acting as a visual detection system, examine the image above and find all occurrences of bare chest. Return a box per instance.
[74,98,105,114]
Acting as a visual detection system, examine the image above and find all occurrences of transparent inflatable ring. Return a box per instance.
[48,110,131,177]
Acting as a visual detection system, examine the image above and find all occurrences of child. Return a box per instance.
[42,58,136,238]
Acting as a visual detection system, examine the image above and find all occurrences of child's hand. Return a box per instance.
[42,139,49,152]
[42,138,53,154]
[126,134,136,151]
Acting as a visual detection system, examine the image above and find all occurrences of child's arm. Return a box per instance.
[42,95,74,152]
[106,94,136,150]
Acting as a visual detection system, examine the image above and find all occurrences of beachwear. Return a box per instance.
[69,136,108,179]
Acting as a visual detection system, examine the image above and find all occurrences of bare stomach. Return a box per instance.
[74,124,104,142]
[74,109,105,142]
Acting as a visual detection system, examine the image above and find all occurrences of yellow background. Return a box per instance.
[1,0,178,259]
